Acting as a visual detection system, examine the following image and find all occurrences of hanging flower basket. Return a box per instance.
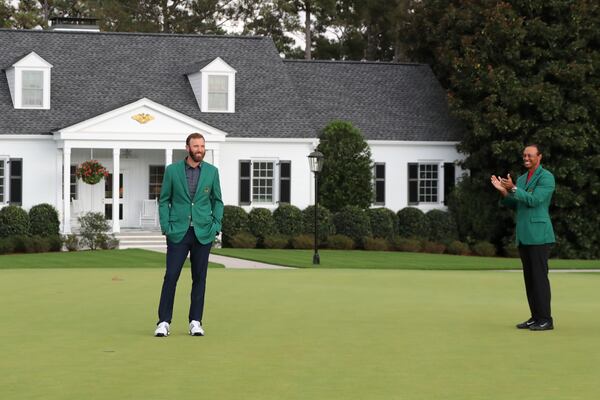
[76,160,109,185]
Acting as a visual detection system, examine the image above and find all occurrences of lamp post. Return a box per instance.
[308,150,324,265]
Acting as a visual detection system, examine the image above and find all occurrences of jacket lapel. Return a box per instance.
[176,160,191,200]
[525,166,543,191]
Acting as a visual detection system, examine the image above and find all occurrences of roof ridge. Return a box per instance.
[282,59,425,67]
[0,28,267,40]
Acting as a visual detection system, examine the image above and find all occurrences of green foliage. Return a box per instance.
[229,232,257,249]
[64,234,80,252]
[397,207,428,238]
[425,209,458,243]
[471,241,497,257]
[391,237,422,252]
[420,240,446,254]
[326,234,355,250]
[78,212,110,250]
[446,241,471,256]
[405,0,600,258]
[29,204,60,237]
[302,205,335,243]
[0,205,30,238]
[0,0,14,28]
[273,204,303,236]
[222,206,249,247]
[363,237,390,251]
[0,237,15,254]
[263,235,289,249]
[290,234,314,249]
[317,120,373,212]
[97,234,120,250]
[332,206,372,247]
[47,236,63,252]
[248,208,275,244]
[367,208,397,239]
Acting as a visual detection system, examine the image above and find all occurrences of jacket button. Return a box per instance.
[191,202,194,206]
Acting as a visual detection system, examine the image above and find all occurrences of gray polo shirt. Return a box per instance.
[185,160,201,198]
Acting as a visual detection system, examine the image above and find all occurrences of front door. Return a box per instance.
[104,171,126,225]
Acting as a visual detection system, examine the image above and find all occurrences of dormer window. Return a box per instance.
[4,51,52,109]
[186,57,236,113]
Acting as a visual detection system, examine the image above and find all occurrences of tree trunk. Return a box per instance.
[304,1,311,60]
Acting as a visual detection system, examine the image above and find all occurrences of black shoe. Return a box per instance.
[516,318,536,329]
[529,320,554,331]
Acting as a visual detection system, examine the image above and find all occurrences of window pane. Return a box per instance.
[208,93,227,110]
[208,75,228,92]
[251,161,274,203]
[22,71,44,107]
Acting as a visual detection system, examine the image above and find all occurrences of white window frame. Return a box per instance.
[0,156,8,205]
[198,57,236,113]
[250,159,279,205]
[8,52,53,110]
[408,161,442,205]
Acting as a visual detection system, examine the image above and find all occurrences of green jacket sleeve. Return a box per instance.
[210,168,224,232]
[158,166,173,235]
[510,173,555,208]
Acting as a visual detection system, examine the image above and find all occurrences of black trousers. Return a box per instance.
[518,244,552,323]
[158,227,212,324]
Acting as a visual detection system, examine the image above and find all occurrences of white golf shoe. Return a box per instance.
[189,320,205,336]
[154,321,170,337]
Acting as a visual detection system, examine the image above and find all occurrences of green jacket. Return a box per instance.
[501,165,555,245]
[159,159,224,245]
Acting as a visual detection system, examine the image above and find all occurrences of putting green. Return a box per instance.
[1,268,598,399]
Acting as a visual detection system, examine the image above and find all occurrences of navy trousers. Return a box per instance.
[518,244,552,323]
[158,227,212,324]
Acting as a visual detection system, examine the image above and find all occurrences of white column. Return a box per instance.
[62,147,71,234]
[112,148,120,233]
[165,148,173,166]
[212,148,220,169]
[439,161,445,205]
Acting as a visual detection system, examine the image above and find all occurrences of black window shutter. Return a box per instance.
[279,161,291,204]
[9,158,23,206]
[239,160,251,205]
[408,163,418,205]
[374,163,385,205]
[444,163,456,205]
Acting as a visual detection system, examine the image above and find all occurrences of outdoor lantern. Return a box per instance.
[308,150,324,174]
[308,150,324,265]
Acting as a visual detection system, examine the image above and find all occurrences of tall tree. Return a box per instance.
[0,0,15,28]
[404,0,600,258]
[317,121,373,212]
[12,0,44,29]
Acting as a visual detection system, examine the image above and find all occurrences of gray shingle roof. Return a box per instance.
[0,29,461,141]
[284,59,463,141]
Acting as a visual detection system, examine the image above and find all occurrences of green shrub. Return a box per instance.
[326,234,355,250]
[29,203,60,237]
[391,237,422,252]
[290,234,314,249]
[471,241,497,257]
[0,238,15,254]
[0,205,30,238]
[10,235,30,253]
[302,205,335,243]
[29,235,52,253]
[221,206,249,247]
[47,235,63,252]
[397,207,428,238]
[420,240,446,254]
[78,212,110,250]
[97,234,119,250]
[248,208,275,244]
[332,206,372,247]
[263,235,289,249]
[503,243,519,258]
[425,209,458,243]
[273,204,303,236]
[364,237,390,251]
[64,234,80,252]
[446,240,471,256]
[229,232,257,248]
[367,208,396,239]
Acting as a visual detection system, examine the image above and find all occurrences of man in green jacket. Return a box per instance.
[491,144,555,331]
[154,133,224,337]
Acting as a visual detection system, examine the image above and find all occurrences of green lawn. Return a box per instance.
[1,267,599,400]
[0,249,224,269]
[212,248,600,270]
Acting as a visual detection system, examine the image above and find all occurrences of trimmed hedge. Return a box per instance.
[471,241,497,257]
[290,234,314,249]
[447,240,471,256]
[327,234,355,250]
[230,232,257,248]
[420,240,446,254]
[332,205,372,247]
[364,237,390,251]
[0,205,30,238]
[302,205,335,243]
[248,208,275,245]
[29,203,60,237]
[263,235,289,249]
[273,204,303,236]
[397,207,428,238]
[391,237,422,252]
[425,209,458,243]
[222,206,249,247]
[367,208,396,239]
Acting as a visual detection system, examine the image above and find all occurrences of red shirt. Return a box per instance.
[526,166,538,183]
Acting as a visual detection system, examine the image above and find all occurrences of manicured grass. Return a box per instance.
[212,248,600,270]
[0,249,224,269]
[1,267,599,399]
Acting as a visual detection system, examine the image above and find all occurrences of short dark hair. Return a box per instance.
[525,143,542,155]
[186,132,205,146]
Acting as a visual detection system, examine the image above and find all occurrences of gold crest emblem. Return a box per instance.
[131,113,155,124]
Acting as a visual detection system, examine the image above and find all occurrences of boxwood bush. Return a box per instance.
[290,234,314,249]
[332,205,372,247]
[273,204,303,236]
[446,240,471,256]
[425,209,458,243]
[248,208,275,245]
[230,232,257,248]
[367,208,396,239]
[221,205,249,247]
[364,237,390,251]
[302,205,335,243]
[391,237,422,252]
[0,205,30,238]
[326,234,355,250]
[397,207,428,238]
[263,234,289,249]
[471,241,497,257]
[29,203,60,237]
